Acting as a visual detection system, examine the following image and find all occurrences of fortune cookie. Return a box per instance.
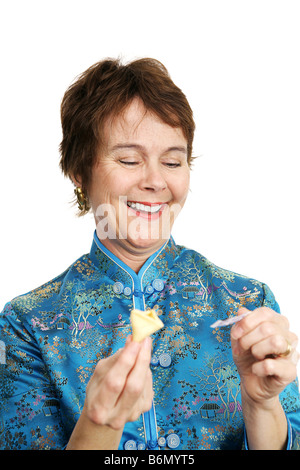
[130,308,164,342]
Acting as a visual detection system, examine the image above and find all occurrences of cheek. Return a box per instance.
[89,170,124,207]
[172,173,190,204]
[89,181,108,206]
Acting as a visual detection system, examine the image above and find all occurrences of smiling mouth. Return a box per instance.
[126,201,168,220]
[127,201,165,215]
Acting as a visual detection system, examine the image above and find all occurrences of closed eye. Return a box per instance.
[164,162,181,168]
[119,160,139,166]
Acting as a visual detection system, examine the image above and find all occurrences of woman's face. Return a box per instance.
[88,97,190,259]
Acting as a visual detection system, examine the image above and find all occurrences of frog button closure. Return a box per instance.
[145,285,154,294]
[158,353,172,368]
[166,433,180,449]
[123,286,132,296]
[113,282,132,296]
[157,436,166,447]
[113,281,124,294]
[145,279,164,295]
[137,441,146,450]
[150,355,159,366]
[124,439,137,450]
[152,279,165,292]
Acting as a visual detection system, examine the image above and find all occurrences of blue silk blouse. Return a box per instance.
[1,232,299,450]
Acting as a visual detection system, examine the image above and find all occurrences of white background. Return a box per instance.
[0,1,299,374]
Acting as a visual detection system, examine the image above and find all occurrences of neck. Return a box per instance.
[100,238,166,273]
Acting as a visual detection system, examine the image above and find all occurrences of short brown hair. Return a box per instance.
[59,57,195,213]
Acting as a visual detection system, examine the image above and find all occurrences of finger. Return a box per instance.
[235,320,292,353]
[94,347,123,375]
[252,356,298,383]
[115,368,154,427]
[97,340,142,409]
[230,308,261,355]
[250,333,298,360]
[117,337,152,409]
[231,307,289,341]
[111,338,153,427]
[93,337,134,375]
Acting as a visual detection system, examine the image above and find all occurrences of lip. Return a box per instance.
[126,200,168,220]
[127,201,167,206]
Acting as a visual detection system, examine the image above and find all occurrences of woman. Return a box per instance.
[0,58,299,450]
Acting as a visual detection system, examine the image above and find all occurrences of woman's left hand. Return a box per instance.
[231,307,299,405]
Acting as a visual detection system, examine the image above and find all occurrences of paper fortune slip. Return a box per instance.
[130,309,164,342]
[210,310,250,328]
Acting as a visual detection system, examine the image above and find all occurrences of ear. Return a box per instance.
[70,173,82,187]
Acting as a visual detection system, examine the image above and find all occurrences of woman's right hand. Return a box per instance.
[83,335,153,430]
[66,336,153,449]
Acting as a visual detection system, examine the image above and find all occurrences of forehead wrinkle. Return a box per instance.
[163,146,188,156]
[109,144,188,160]
[101,99,187,158]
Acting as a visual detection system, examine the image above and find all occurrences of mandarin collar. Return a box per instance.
[89,230,179,289]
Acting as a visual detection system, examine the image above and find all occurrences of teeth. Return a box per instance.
[127,202,162,213]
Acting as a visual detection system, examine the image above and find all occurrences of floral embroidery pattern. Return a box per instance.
[1,233,299,449]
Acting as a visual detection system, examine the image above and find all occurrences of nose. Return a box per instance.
[139,162,167,193]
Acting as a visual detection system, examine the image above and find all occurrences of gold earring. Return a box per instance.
[74,187,89,212]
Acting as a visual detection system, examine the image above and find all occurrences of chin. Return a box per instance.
[126,236,168,252]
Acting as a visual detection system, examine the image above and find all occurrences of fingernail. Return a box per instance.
[142,336,152,350]
[126,335,133,344]
[231,325,243,339]
[128,339,141,354]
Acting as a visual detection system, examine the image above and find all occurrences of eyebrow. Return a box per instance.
[110,143,188,155]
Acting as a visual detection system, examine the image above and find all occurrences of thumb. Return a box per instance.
[230,307,250,356]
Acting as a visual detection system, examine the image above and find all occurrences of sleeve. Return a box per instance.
[0,302,67,449]
[243,283,300,450]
